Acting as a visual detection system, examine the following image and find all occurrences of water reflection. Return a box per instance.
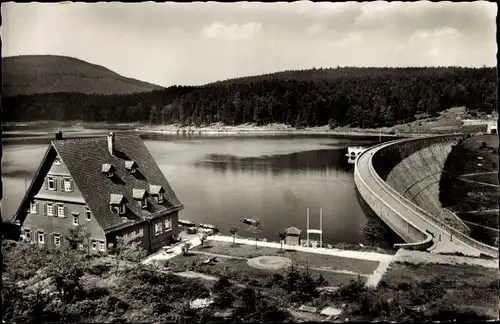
[196,149,352,175]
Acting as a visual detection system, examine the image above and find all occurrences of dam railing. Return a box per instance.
[365,135,498,258]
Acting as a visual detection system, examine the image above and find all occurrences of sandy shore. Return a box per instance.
[135,122,403,137]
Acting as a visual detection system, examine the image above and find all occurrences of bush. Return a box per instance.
[213,276,232,292]
[337,277,367,302]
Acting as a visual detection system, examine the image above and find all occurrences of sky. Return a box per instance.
[1,1,497,87]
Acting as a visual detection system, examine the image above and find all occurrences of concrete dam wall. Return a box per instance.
[373,135,470,235]
[356,135,498,258]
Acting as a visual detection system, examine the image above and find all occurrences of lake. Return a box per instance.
[1,127,384,245]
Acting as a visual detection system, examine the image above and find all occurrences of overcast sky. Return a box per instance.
[2,1,497,87]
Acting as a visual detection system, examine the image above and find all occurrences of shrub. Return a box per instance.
[213,275,232,292]
[337,277,367,301]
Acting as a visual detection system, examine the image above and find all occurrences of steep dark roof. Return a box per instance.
[51,134,183,233]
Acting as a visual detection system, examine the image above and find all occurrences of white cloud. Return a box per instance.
[305,23,323,35]
[201,21,262,40]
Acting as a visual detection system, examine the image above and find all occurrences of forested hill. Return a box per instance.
[3,67,497,129]
[2,55,164,96]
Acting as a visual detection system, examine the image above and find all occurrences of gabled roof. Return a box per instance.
[110,194,125,205]
[285,226,302,235]
[13,134,183,233]
[124,160,138,170]
[101,163,115,173]
[132,189,147,200]
[149,184,165,195]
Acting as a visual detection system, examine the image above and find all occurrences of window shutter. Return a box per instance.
[64,205,67,218]
[60,179,64,190]
[50,234,54,248]
[70,180,74,191]
[43,203,47,216]
[44,178,48,190]
[36,202,39,213]
[54,179,57,191]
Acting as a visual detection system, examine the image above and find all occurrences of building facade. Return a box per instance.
[14,132,183,255]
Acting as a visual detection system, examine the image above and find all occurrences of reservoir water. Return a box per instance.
[2,127,383,245]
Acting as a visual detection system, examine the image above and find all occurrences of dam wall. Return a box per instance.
[374,135,471,235]
[355,135,498,258]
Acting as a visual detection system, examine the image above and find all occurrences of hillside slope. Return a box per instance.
[2,55,164,96]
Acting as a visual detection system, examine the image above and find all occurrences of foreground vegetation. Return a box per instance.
[4,67,496,130]
[3,234,498,322]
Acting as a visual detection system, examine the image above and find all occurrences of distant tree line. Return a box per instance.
[3,67,497,128]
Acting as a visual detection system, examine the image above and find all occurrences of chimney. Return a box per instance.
[55,131,63,140]
[107,132,115,156]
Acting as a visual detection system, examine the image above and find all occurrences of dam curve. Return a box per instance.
[354,134,499,259]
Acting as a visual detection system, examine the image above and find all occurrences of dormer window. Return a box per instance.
[133,189,148,209]
[149,184,165,204]
[125,160,138,174]
[101,164,116,178]
[109,194,126,215]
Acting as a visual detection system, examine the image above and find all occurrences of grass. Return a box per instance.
[193,241,380,275]
[320,261,500,321]
[165,250,367,288]
[380,262,499,317]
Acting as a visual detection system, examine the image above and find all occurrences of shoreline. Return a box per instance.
[134,123,406,138]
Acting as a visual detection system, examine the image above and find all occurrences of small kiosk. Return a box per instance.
[284,227,302,246]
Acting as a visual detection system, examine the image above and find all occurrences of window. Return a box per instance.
[73,215,79,225]
[107,171,114,178]
[141,198,148,209]
[53,234,61,247]
[47,177,55,190]
[111,205,120,214]
[57,204,65,218]
[64,178,72,192]
[119,203,126,215]
[78,244,84,251]
[155,223,162,236]
[47,203,54,216]
[38,231,45,244]
[92,240,97,250]
[99,241,105,251]
[85,207,91,221]
[24,229,31,242]
[138,228,144,237]
[157,194,163,204]
[30,201,38,214]
[130,167,136,174]
[54,157,62,165]
[164,218,172,231]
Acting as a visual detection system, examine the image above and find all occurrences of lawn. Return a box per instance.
[378,261,499,319]
[164,252,366,288]
[193,241,380,275]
